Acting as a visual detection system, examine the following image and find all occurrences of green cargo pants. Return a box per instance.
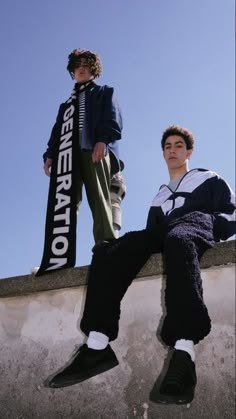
[76,149,116,244]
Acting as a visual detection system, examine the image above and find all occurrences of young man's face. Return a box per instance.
[163,135,192,171]
[73,58,93,83]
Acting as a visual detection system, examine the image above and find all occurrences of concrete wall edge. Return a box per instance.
[0,240,235,299]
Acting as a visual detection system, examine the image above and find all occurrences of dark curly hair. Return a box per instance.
[161,125,195,150]
[67,48,102,79]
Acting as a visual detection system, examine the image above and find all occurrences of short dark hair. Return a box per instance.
[67,48,102,79]
[161,125,195,150]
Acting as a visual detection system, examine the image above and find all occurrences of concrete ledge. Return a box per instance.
[0,240,235,298]
[0,264,235,418]
[0,242,235,418]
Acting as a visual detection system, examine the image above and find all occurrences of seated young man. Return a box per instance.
[48,125,236,405]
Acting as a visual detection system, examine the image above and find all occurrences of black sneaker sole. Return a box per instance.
[49,357,119,388]
[151,387,195,405]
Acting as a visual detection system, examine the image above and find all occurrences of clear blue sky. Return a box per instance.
[0,0,235,279]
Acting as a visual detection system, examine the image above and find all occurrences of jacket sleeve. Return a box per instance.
[210,176,236,240]
[42,105,63,162]
[95,87,123,144]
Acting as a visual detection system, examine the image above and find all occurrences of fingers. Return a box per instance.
[44,167,51,176]
[44,159,52,176]
[92,142,106,163]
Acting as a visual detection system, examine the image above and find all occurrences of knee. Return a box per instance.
[165,231,190,252]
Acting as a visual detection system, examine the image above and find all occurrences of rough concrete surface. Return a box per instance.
[0,260,235,419]
[0,240,235,298]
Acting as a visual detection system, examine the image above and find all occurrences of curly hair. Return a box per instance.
[161,125,195,150]
[67,48,102,79]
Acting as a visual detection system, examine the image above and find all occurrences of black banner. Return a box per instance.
[36,92,78,276]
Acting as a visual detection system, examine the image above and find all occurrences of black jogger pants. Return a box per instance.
[80,211,216,345]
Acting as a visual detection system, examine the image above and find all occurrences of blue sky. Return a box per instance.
[0,0,235,279]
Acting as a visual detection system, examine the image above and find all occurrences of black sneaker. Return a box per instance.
[48,344,119,388]
[92,239,115,254]
[152,349,197,405]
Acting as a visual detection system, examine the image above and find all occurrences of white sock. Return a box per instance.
[174,339,195,362]
[87,331,109,350]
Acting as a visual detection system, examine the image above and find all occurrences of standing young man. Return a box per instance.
[47,125,235,404]
[37,49,125,275]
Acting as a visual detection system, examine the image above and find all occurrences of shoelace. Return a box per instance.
[71,344,87,357]
[162,354,192,389]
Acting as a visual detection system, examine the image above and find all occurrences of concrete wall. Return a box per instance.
[0,241,235,419]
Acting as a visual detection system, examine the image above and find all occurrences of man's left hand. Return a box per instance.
[92,142,106,163]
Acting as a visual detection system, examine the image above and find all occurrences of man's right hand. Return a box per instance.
[44,158,52,177]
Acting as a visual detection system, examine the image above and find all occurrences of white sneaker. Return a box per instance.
[31,267,39,274]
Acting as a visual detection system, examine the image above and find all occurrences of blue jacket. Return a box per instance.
[43,82,123,175]
[146,168,236,241]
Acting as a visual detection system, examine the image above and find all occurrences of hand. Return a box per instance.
[92,142,106,163]
[44,158,52,176]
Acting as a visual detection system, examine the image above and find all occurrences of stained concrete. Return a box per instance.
[0,241,235,419]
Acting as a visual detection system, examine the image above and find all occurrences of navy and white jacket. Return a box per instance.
[146,169,236,241]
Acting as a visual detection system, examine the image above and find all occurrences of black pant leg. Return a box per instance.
[160,212,215,346]
[80,229,162,341]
